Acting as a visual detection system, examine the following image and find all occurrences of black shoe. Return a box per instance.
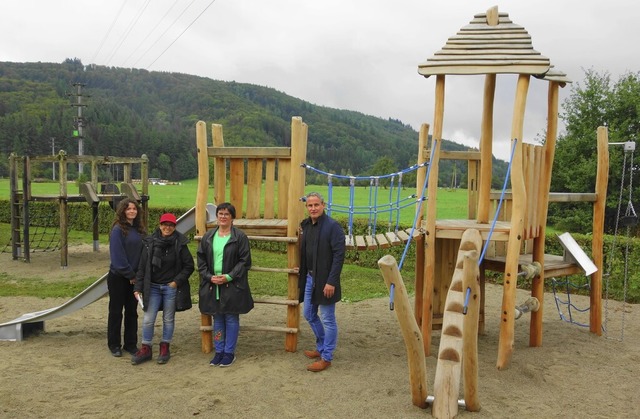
[219,353,236,367]
[123,346,139,356]
[110,347,122,357]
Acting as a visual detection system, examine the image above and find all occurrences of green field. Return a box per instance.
[0,178,470,225]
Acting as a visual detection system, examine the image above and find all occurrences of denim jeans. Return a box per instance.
[303,273,337,362]
[142,282,177,345]
[213,313,240,354]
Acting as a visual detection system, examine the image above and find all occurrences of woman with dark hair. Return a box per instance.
[198,202,253,367]
[107,198,145,357]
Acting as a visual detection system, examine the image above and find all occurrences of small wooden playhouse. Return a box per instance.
[413,6,607,370]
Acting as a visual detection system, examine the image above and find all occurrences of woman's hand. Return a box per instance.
[169,281,177,288]
[210,275,227,285]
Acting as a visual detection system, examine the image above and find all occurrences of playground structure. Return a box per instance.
[0,208,203,341]
[189,6,612,415]
[8,151,150,267]
[414,6,607,372]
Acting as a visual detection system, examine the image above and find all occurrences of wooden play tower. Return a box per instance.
[414,6,607,370]
[194,117,308,353]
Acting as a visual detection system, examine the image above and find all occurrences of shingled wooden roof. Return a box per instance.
[418,7,552,77]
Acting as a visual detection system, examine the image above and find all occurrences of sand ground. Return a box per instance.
[0,246,638,418]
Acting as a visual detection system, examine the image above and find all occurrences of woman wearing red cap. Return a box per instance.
[132,212,194,365]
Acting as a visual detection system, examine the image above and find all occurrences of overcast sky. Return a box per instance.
[2,0,638,161]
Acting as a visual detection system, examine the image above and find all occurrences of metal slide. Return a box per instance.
[0,204,216,341]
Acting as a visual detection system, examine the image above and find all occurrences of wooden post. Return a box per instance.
[59,151,69,268]
[212,124,226,205]
[140,154,149,231]
[378,254,428,409]
[477,73,496,223]
[285,117,307,352]
[496,74,529,370]
[530,81,560,347]
[414,123,429,326]
[195,121,213,353]
[432,229,481,418]
[462,232,481,412]
[590,126,609,335]
[423,74,446,355]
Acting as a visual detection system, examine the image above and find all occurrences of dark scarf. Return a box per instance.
[151,231,177,271]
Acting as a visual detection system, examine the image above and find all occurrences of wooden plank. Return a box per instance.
[208,146,290,159]
[246,159,262,219]
[240,325,298,334]
[229,158,244,213]
[264,159,276,218]
[395,229,410,243]
[345,235,356,250]
[364,235,378,250]
[253,298,299,306]
[385,231,402,246]
[419,64,551,76]
[375,233,390,249]
[355,235,367,250]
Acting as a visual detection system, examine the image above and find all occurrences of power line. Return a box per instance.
[105,0,153,66]
[90,0,127,63]
[131,0,200,68]
[120,0,181,67]
[144,0,218,70]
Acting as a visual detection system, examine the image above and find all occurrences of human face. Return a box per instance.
[125,203,138,224]
[216,209,233,228]
[159,222,176,237]
[305,196,325,222]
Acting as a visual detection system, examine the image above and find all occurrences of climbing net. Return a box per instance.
[552,141,635,337]
[1,204,61,254]
[302,145,437,273]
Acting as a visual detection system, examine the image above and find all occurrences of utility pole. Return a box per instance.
[69,83,88,176]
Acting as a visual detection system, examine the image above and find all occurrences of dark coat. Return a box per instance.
[197,226,254,315]
[135,229,195,312]
[298,212,345,305]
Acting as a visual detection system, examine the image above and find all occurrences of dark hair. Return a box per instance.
[111,198,145,236]
[216,202,236,219]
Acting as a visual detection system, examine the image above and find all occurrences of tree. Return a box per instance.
[369,156,398,189]
[550,69,640,233]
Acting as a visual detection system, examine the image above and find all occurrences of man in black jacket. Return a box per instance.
[298,192,345,372]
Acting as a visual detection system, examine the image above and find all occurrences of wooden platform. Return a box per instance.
[482,253,583,278]
[205,219,422,250]
[432,219,511,241]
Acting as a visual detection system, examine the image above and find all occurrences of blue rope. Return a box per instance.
[551,277,590,327]
[398,142,435,271]
[387,175,396,232]
[348,177,356,238]
[303,162,428,180]
[478,138,518,266]
[372,178,379,236]
[327,174,334,216]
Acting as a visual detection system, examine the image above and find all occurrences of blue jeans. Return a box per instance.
[303,273,337,362]
[142,282,177,345]
[213,313,240,354]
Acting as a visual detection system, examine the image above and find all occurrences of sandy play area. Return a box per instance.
[0,246,638,418]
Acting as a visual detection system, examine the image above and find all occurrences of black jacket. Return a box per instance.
[197,226,254,315]
[298,212,345,305]
[135,229,195,311]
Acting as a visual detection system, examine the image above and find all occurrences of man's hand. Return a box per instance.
[323,284,335,298]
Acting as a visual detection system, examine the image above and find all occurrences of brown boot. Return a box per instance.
[157,342,170,364]
[304,350,321,359]
[307,359,331,372]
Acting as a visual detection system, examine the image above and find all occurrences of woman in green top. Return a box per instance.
[197,202,253,367]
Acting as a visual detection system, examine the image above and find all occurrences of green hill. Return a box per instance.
[0,59,507,185]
